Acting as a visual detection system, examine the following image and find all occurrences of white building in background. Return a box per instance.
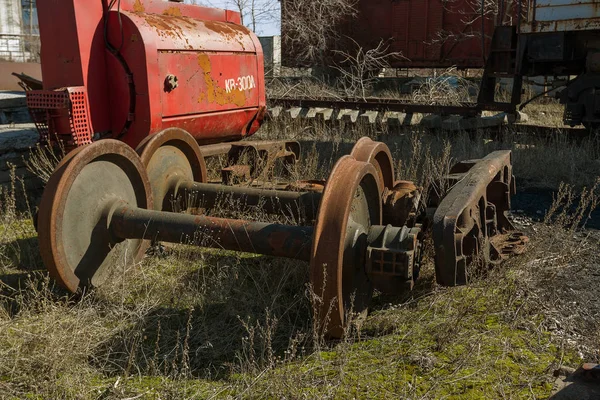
[259,36,281,77]
[0,0,39,62]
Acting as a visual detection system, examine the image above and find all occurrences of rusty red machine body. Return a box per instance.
[27,0,266,148]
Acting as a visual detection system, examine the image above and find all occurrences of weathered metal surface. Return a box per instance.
[26,87,93,148]
[366,224,422,294]
[285,180,326,193]
[310,156,381,338]
[37,140,153,292]
[221,165,251,185]
[432,150,519,286]
[110,205,314,262]
[521,0,600,33]
[179,180,322,221]
[382,181,421,227]
[137,128,207,211]
[350,137,395,191]
[30,0,266,149]
[137,129,310,215]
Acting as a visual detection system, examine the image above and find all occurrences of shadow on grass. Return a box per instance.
[91,252,314,381]
[1,236,44,272]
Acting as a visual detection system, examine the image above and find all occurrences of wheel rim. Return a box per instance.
[350,137,395,191]
[310,156,382,338]
[38,140,153,292]
[136,128,207,212]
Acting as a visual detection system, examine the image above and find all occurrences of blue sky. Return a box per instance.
[185,0,281,36]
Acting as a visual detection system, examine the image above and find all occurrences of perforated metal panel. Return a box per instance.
[26,87,93,147]
[67,88,93,146]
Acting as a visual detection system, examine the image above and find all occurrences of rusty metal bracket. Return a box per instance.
[433,150,523,286]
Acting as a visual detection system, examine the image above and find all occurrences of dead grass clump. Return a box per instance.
[509,182,600,364]
[25,143,65,184]
[266,77,343,100]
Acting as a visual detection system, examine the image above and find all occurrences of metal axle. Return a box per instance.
[109,202,315,261]
[108,201,419,280]
[176,180,322,220]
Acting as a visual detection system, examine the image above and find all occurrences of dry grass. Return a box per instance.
[411,69,478,106]
[0,104,598,398]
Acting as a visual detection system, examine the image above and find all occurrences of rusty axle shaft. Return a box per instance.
[109,202,315,261]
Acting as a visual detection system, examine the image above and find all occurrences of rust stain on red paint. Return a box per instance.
[163,6,182,17]
[133,0,145,13]
[197,53,246,107]
[203,20,248,50]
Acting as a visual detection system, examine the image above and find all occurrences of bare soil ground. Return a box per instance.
[1,96,599,398]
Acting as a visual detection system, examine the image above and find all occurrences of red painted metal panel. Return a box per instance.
[161,109,261,145]
[36,0,111,134]
[30,0,265,149]
[107,10,265,148]
[158,52,260,117]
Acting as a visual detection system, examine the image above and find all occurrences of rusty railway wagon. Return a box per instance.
[29,0,525,338]
[479,0,600,130]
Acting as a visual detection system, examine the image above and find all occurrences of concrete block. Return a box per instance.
[383,111,402,127]
[315,108,334,121]
[517,111,529,123]
[358,111,380,124]
[285,107,304,119]
[401,113,422,126]
[0,91,26,109]
[441,116,465,131]
[307,107,333,121]
[268,106,282,118]
[384,111,423,127]
[421,114,442,129]
[337,109,360,123]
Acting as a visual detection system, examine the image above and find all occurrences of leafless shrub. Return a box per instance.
[333,39,404,99]
[412,68,478,105]
[281,0,358,66]
[25,143,65,184]
[544,179,600,231]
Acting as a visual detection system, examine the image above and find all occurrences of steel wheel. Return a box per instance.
[350,137,395,191]
[38,140,153,292]
[136,128,207,212]
[310,156,382,338]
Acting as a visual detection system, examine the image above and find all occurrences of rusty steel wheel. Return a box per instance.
[310,156,382,338]
[136,128,207,211]
[350,137,395,191]
[38,140,153,292]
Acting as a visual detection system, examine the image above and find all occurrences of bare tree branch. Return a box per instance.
[281,0,358,66]
[332,39,405,100]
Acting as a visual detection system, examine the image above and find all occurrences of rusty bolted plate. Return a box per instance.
[38,140,153,292]
[350,137,395,191]
[310,156,382,338]
[136,128,207,212]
